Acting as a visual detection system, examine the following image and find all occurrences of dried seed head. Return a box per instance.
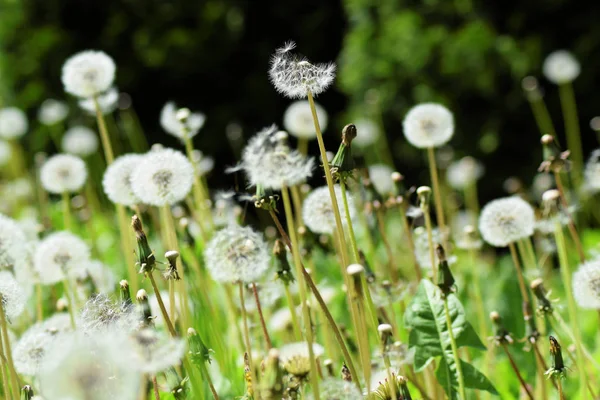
[136,289,148,301]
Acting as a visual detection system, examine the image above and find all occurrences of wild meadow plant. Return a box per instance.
[0,41,599,400]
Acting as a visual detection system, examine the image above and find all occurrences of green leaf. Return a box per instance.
[437,357,499,397]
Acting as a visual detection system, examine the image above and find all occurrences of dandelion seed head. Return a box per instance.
[78,87,119,115]
[62,126,99,157]
[573,259,600,309]
[269,41,336,99]
[368,164,395,196]
[584,149,600,194]
[40,313,73,334]
[268,308,292,332]
[0,271,26,321]
[0,107,28,139]
[283,100,327,139]
[352,118,380,148]
[302,185,356,234]
[543,50,580,84]
[34,231,90,284]
[79,294,141,333]
[130,328,186,374]
[38,99,69,126]
[62,50,116,98]
[0,213,29,274]
[13,322,61,376]
[279,341,325,364]
[160,101,206,140]
[446,157,484,189]
[306,378,362,400]
[402,103,454,149]
[102,153,144,206]
[479,196,535,247]
[40,154,87,194]
[204,225,270,283]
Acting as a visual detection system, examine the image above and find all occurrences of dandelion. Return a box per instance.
[446,156,484,190]
[39,313,73,333]
[34,231,90,284]
[268,308,292,332]
[0,213,29,275]
[40,154,88,194]
[37,331,140,400]
[402,103,454,149]
[306,378,362,400]
[279,342,325,377]
[61,50,116,98]
[102,153,144,206]
[283,100,328,139]
[269,41,336,99]
[38,99,69,126]
[543,50,580,85]
[0,107,28,139]
[130,148,194,206]
[584,149,600,194]
[572,258,600,309]
[62,126,99,157]
[0,271,26,321]
[368,164,395,196]
[479,196,535,247]
[0,139,11,166]
[302,185,356,234]
[160,101,206,140]
[79,87,119,115]
[129,328,186,373]
[204,224,270,283]
[12,323,60,376]
[78,260,117,295]
[78,294,141,333]
[352,118,380,148]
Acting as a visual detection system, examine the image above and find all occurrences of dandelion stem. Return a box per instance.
[297,137,309,155]
[0,329,13,400]
[198,359,220,400]
[557,379,565,400]
[558,82,583,181]
[238,282,258,400]
[35,283,43,322]
[527,93,557,139]
[93,96,115,164]
[290,185,305,230]
[151,375,161,400]
[399,206,421,281]
[427,147,447,247]
[251,283,273,350]
[501,343,534,400]
[443,297,467,400]
[61,192,72,231]
[508,243,530,303]
[532,342,549,399]
[554,171,585,262]
[423,205,437,282]
[375,208,398,282]
[184,135,214,231]
[148,272,177,337]
[62,279,76,329]
[283,282,302,341]
[0,300,20,400]
[117,205,138,294]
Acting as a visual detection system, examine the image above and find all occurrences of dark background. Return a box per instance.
[1,0,599,203]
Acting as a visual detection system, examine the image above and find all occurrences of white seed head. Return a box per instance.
[34,231,91,284]
[0,140,11,166]
[130,328,186,374]
[572,259,600,309]
[368,164,395,196]
[269,41,336,99]
[402,103,454,148]
[40,313,73,334]
[61,50,116,98]
[38,99,69,125]
[302,185,356,234]
[352,118,380,148]
[584,149,600,194]
[160,101,206,140]
[479,196,535,247]
[102,153,144,206]
[37,330,140,400]
[78,260,117,295]
[306,378,362,400]
[0,271,26,321]
[13,322,61,376]
[78,87,119,115]
[0,107,28,139]
[130,148,194,206]
[40,154,87,194]
[204,225,270,283]
[347,263,364,276]
[446,156,484,189]
[268,308,292,332]
[62,126,99,157]
[283,100,328,139]
[279,342,325,363]
[0,213,29,275]
[543,50,580,84]
[79,294,141,334]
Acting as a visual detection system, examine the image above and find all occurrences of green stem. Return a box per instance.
[61,192,72,231]
[238,282,257,395]
[148,272,177,337]
[427,147,447,248]
[117,204,138,294]
[423,206,437,282]
[62,279,76,329]
[558,82,582,181]
[184,136,214,230]
[0,300,20,400]
[198,360,220,400]
[444,298,467,400]
[528,95,557,139]
[283,283,302,341]
[93,96,115,164]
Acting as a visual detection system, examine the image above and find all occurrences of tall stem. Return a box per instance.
[151,375,161,400]
[339,180,359,263]
[399,206,421,281]
[423,206,437,282]
[558,83,582,180]
[427,147,447,247]
[508,243,530,302]
[117,205,138,294]
[444,298,466,400]
[184,136,214,230]
[62,279,77,329]
[0,331,9,400]
[251,283,273,350]
[238,282,258,400]
[61,192,72,231]
[0,302,20,400]
[501,343,534,400]
[554,171,585,263]
[148,272,177,337]
[93,96,115,164]
[527,95,557,139]
[198,359,220,400]
[283,283,302,341]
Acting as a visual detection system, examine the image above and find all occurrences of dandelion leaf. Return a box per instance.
[437,357,499,397]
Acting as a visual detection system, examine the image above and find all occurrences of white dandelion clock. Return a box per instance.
[279,342,325,363]
[37,330,140,400]
[353,118,380,148]
[130,328,186,374]
[131,148,194,206]
[0,140,11,166]
[0,107,28,139]
[62,126,99,157]
[302,185,356,234]
[102,153,144,206]
[479,196,535,247]
[160,101,206,140]
[368,164,395,196]
[572,259,600,309]
[584,149,600,194]
[402,103,454,148]
[0,271,26,321]
[40,312,73,333]
[204,225,270,283]
[78,294,140,333]
[38,99,69,125]
[40,154,87,194]
[61,50,116,98]
[79,87,119,115]
[283,100,327,139]
[543,50,580,85]
[13,322,61,376]
[269,41,336,99]
[34,231,90,284]
[446,156,484,190]
[0,213,28,274]
[307,378,362,400]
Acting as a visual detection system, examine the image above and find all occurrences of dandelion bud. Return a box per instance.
[489,311,500,323]
[131,215,155,272]
[341,363,352,382]
[531,278,553,314]
[490,311,513,345]
[417,186,431,210]
[21,385,34,400]
[119,279,131,306]
[330,124,357,179]
[136,289,148,301]
[521,76,539,92]
[56,297,68,312]
[347,264,365,297]
[546,336,567,379]
[436,244,456,296]
[164,250,181,281]
[539,134,570,173]
[323,359,334,376]
[273,239,294,285]
[176,108,191,123]
[136,289,152,327]
[378,323,393,349]
[523,301,540,343]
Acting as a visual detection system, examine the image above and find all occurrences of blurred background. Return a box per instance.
[1,0,599,202]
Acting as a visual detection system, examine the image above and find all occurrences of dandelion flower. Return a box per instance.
[102,153,144,206]
[0,107,28,139]
[0,213,28,274]
[79,87,119,115]
[283,100,327,139]
[130,328,186,374]
[61,50,116,98]
[368,164,395,196]
[234,125,314,189]
[38,99,69,126]
[353,118,380,148]
[37,330,140,400]
[306,378,362,400]
[131,148,194,206]
[204,224,270,283]
[279,341,325,377]
[479,196,535,247]
[34,231,90,284]
[543,50,580,85]
[572,259,600,309]
[584,149,600,194]
[78,294,140,333]
[302,185,356,234]
[402,103,454,148]
[0,271,26,321]
[62,126,99,157]
[160,101,206,140]
[40,154,87,194]
[40,312,73,333]
[13,322,60,376]
[0,140,11,166]
[269,41,336,99]
[446,156,484,190]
